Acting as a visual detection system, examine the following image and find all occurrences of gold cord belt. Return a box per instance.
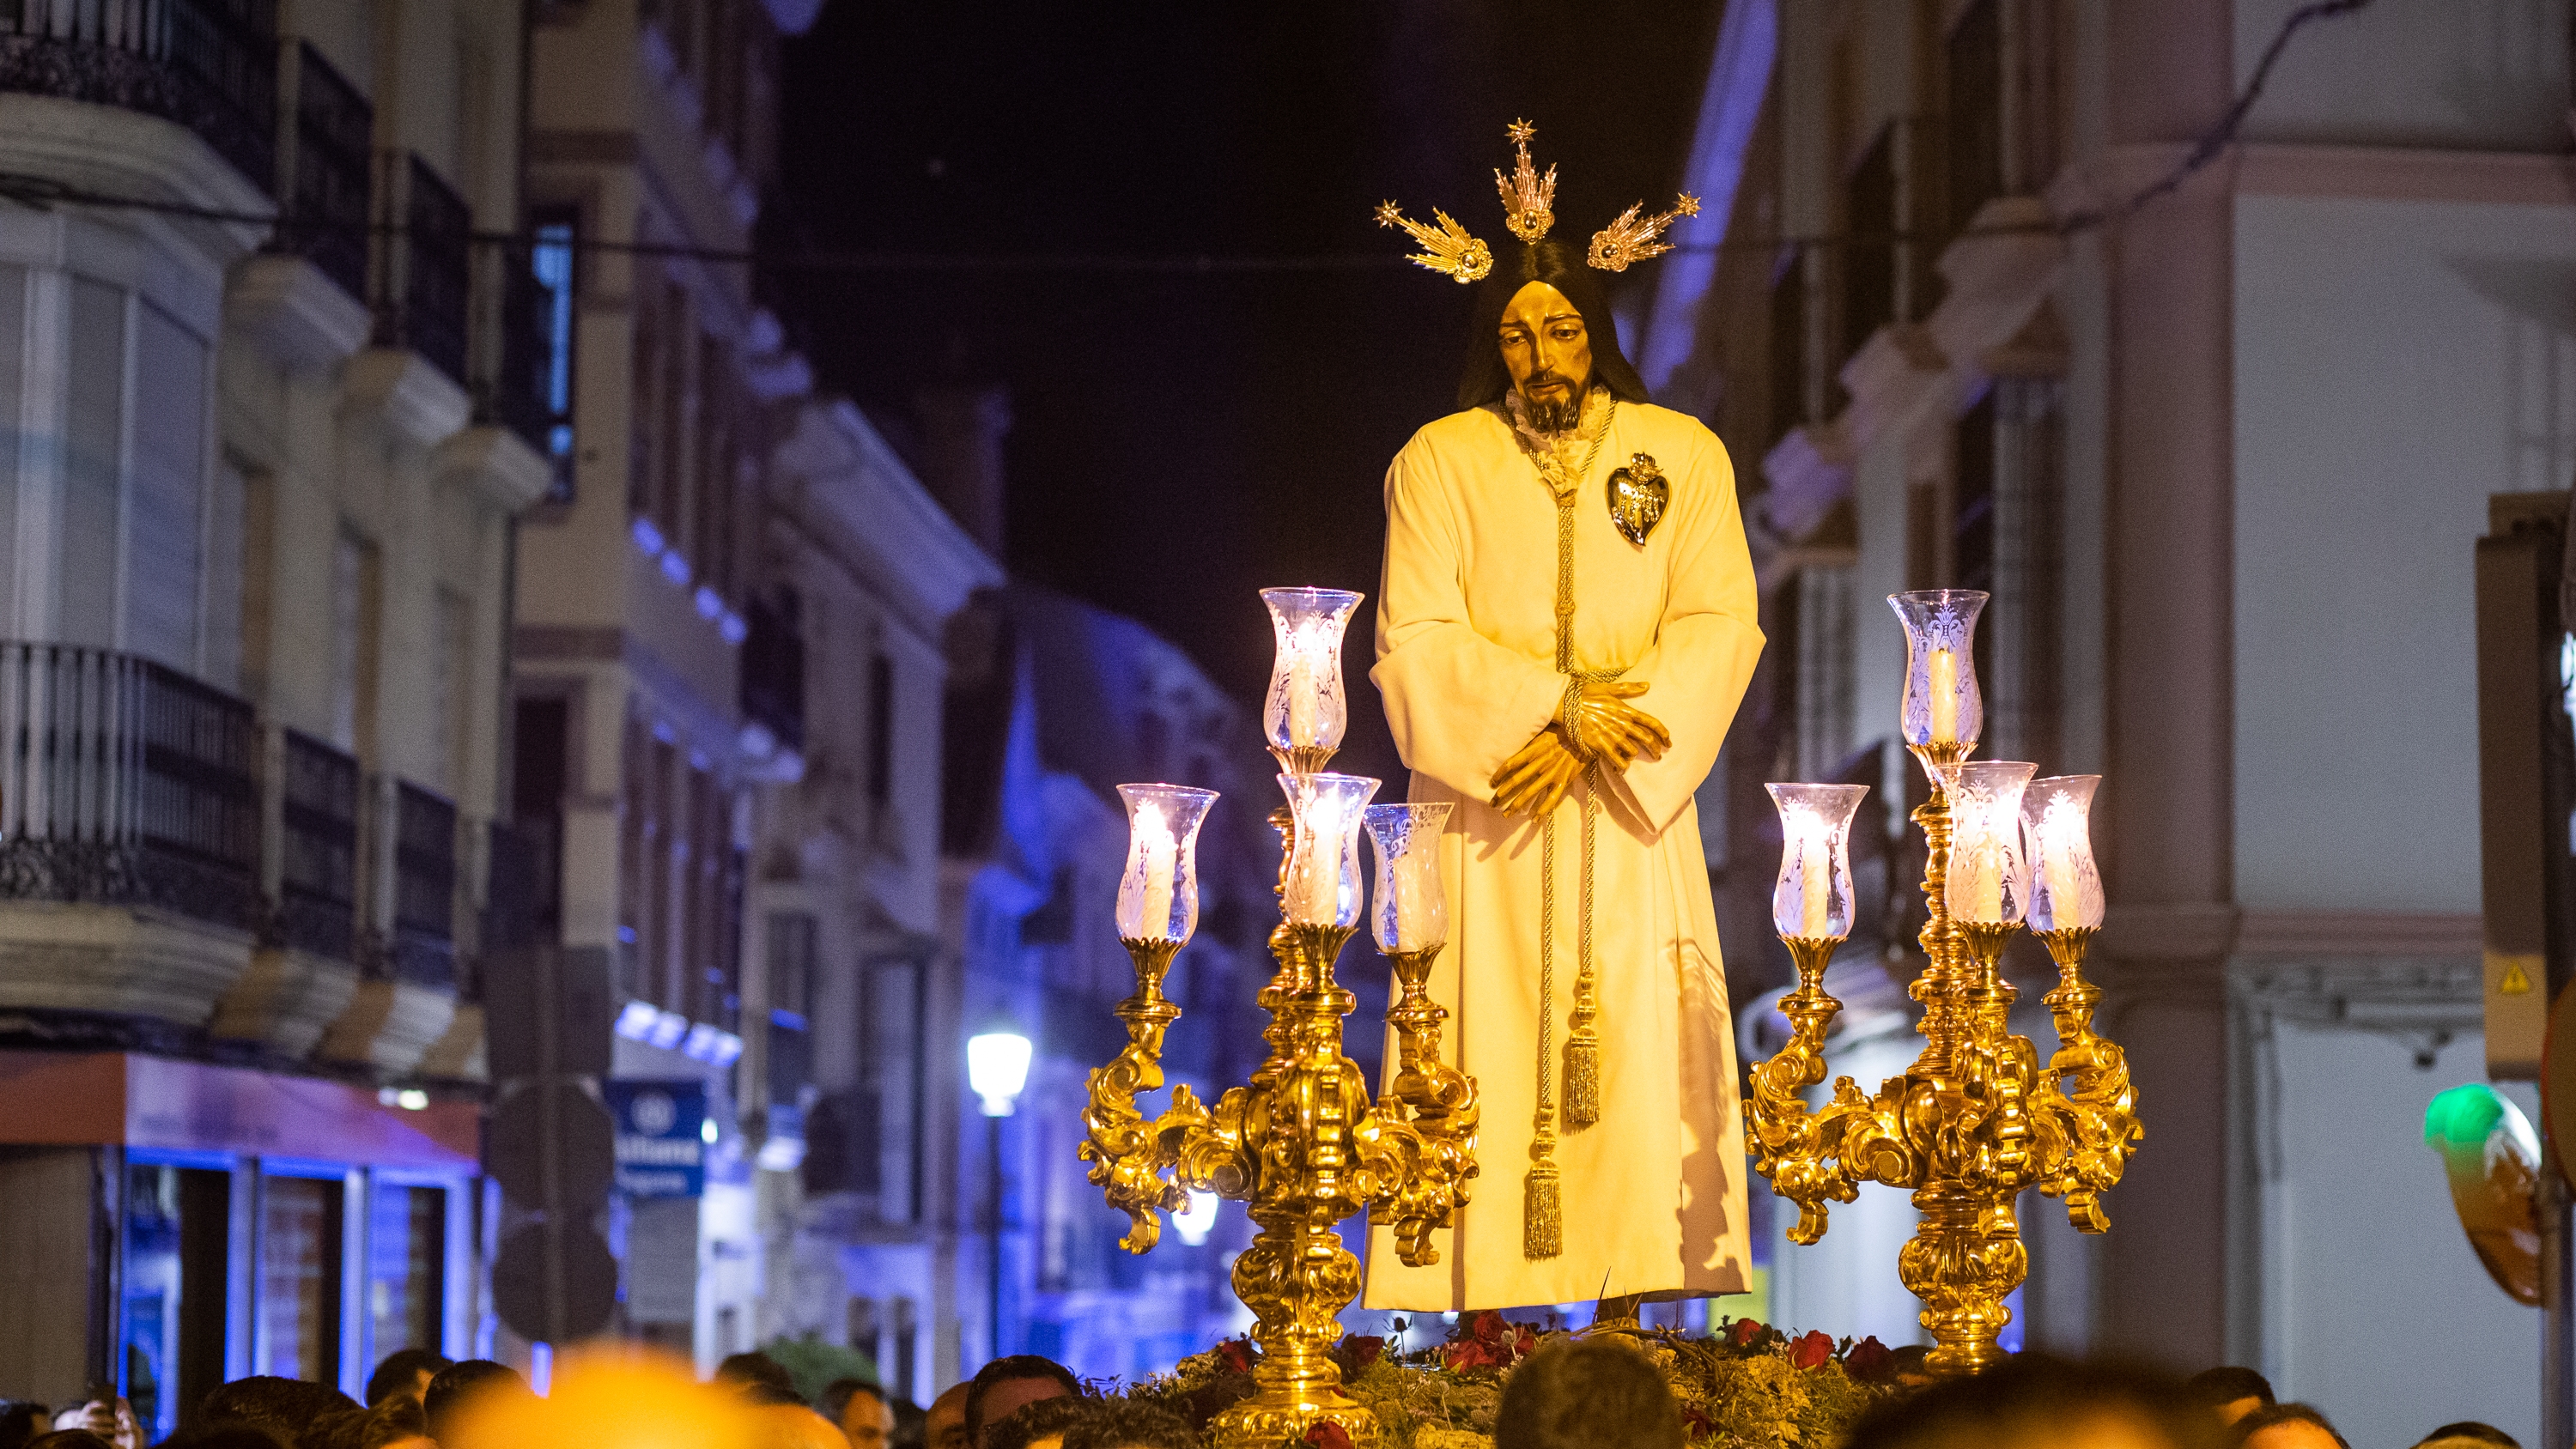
[1522,396,1616,1260]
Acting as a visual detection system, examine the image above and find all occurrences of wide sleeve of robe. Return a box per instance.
[1598,425,1764,836]
[1371,429,1566,804]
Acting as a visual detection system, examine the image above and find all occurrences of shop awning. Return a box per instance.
[0,1050,477,1170]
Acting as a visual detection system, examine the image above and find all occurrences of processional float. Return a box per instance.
[1744,589,2143,1374]
[1078,586,1480,1448]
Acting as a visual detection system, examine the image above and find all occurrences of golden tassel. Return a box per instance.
[1525,1127,1563,1258]
[1562,1036,1600,1128]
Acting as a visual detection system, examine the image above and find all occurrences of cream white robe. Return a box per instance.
[1361,397,1763,1311]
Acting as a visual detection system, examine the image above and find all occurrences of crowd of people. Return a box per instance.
[0,1342,2533,1449]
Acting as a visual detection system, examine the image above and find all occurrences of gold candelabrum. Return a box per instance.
[1744,590,2143,1375]
[1078,587,1480,1447]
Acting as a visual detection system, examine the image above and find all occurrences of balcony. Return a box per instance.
[374,152,470,385]
[278,727,356,960]
[277,39,370,301]
[0,0,278,197]
[391,780,456,989]
[0,642,258,931]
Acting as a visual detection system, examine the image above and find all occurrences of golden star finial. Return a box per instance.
[1375,200,1404,227]
[1506,118,1536,145]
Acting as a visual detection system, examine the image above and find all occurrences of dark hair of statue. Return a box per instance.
[1455,239,1648,411]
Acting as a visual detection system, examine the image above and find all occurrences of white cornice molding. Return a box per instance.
[434,425,553,515]
[773,399,1005,638]
[2233,142,2576,208]
[225,254,370,375]
[0,93,270,263]
[339,348,472,450]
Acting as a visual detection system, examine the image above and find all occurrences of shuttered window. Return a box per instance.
[62,278,125,650]
[128,303,208,674]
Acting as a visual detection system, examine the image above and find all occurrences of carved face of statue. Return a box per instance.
[1498,280,1593,431]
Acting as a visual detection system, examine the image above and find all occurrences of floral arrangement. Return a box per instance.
[1117,1314,1899,1449]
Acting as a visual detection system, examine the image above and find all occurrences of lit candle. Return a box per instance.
[1955,794,2002,922]
[1287,627,1320,745]
[1390,847,1445,951]
[1796,817,1831,938]
[1292,791,1342,924]
[1134,801,1176,940]
[1928,646,1959,745]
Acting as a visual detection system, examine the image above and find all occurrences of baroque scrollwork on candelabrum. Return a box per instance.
[1744,592,2142,1378]
[1078,590,1481,1449]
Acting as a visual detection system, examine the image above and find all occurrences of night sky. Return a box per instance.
[775,3,1723,782]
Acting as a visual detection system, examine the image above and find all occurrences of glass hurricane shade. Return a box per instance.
[1261,587,1364,758]
[1946,761,2037,925]
[1889,590,1988,757]
[1363,801,1453,954]
[966,1031,1032,1117]
[1114,784,1219,943]
[1279,772,1380,928]
[2021,774,2107,932]
[1765,782,1869,942]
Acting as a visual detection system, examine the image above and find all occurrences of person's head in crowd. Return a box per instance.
[421,1360,529,1446]
[0,1404,51,1449]
[824,1379,894,1449]
[963,1358,1080,1449]
[981,1397,1092,1449]
[2413,1426,2521,1449]
[2231,1404,2348,1449]
[1494,1338,1683,1449]
[46,1393,134,1449]
[301,1397,433,1449]
[366,1350,454,1410]
[1058,1400,1200,1449]
[740,1382,812,1410]
[24,1433,112,1449]
[925,1382,973,1449]
[173,1429,284,1449]
[890,1397,928,1449]
[750,1405,852,1449]
[2185,1368,2277,1429]
[720,1354,800,1397]
[1842,1354,2215,1449]
[194,1377,360,1443]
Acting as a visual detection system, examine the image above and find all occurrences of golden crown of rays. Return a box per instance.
[1375,120,1699,283]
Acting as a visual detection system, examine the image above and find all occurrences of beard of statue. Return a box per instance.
[1520,379,1584,433]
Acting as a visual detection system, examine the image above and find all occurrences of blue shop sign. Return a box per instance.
[605,1079,707,1198]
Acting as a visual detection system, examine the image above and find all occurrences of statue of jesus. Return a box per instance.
[1364,129,1764,1314]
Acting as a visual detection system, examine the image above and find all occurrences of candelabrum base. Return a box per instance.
[1743,783,2141,1379]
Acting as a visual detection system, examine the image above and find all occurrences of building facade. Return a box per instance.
[0,0,550,1431]
[509,0,827,1370]
[1642,0,2576,1435]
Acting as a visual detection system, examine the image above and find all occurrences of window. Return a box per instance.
[62,277,124,651]
[129,302,209,675]
[1840,127,1895,372]
[768,911,817,1024]
[530,209,580,500]
[365,1183,446,1363]
[513,695,570,942]
[1766,250,1807,451]
[258,1173,344,1383]
[1945,0,2003,246]
[1954,386,1999,706]
[122,1162,230,1442]
[866,652,895,812]
[428,589,470,795]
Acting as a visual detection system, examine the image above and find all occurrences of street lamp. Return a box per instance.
[967,1029,1030,1361]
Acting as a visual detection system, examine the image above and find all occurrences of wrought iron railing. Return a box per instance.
[279,726,355,960]
[0,0,277,196]
[375,151,470,385]
[0,641,258,928]
[392,779,456,988]
[279,39,368,300]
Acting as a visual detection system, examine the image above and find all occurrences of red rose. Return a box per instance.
[1790,1331,1835,1371]
[1346,1336,1386,1368]
[1304,1423,1355,1449]
[1216,1339,1255,1375]
[1727,1318,1766,1348]
[1441,1340,1490,1372]
[1513,1324,1539,1359]
[1473,1309,1509,1345]
[1843,1337,1894,1381]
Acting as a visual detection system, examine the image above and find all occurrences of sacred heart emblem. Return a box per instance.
[1606,452,1668,545]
